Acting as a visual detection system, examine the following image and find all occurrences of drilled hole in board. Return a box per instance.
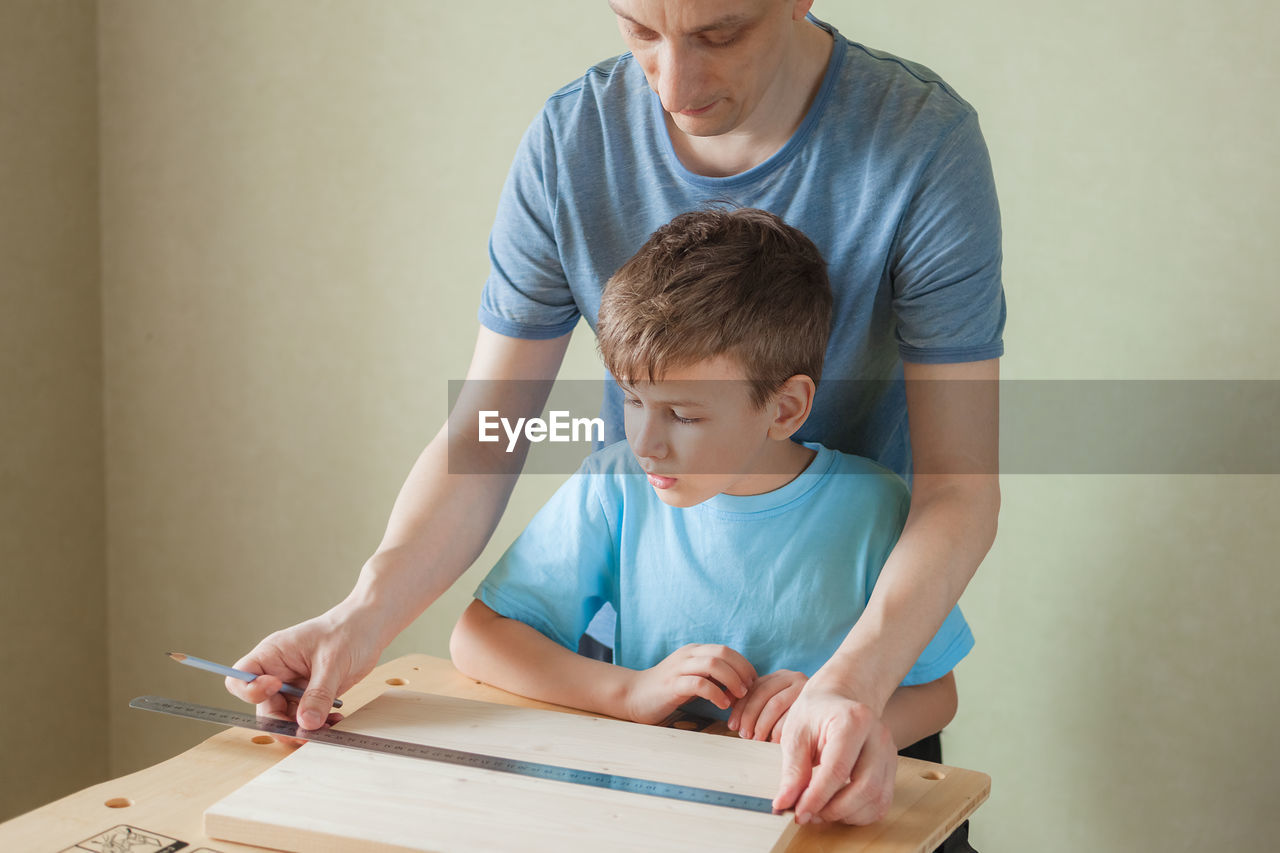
[412,666,421,671]
[386,677,408,686]
[104,797,133,809]
[921,769,946,781]
[251,735,275,745]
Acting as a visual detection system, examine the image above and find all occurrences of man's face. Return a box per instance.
[621,355,784,508]
[608,0,806,138]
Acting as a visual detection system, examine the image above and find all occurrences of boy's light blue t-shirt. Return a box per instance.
[479,17,1006,482]
[476,441,973,714]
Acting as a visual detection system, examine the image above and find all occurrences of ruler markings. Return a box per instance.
[130,695,777,814]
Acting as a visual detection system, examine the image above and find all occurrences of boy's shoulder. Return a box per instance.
[801,444,912,526]
[578,439,644,476]
[814,443,910,491]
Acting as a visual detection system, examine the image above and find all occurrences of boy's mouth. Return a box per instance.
[646,473,678,490]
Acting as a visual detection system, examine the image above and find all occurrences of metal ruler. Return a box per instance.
[130,695,776,813]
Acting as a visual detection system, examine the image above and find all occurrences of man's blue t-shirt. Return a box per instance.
[476,441,973,718]
[479,17,1005,482]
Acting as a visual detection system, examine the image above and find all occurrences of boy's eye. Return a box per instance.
[623,396,641,408]
[671,411,700,425]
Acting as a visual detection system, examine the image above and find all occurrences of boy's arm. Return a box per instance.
[881,672,958,751]
[451,599,632,717]
[450,599,757,724]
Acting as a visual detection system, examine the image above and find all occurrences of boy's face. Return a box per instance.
[620,354,797,508]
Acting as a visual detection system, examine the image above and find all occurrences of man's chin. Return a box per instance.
[668,109,736,139]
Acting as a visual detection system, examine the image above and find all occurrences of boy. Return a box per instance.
[451,207,971,750]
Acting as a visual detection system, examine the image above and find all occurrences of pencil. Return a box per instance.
[166,651,343,708]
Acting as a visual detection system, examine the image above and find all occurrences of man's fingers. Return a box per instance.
[773,726,815,813]
[817,731,897,825]
[793,722,865,820]
[226,672,284,705]
[297,664,344,730]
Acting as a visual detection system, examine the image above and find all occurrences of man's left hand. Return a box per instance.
[772,679,897,825]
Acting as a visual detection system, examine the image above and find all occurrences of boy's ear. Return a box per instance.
[768,374,816,440]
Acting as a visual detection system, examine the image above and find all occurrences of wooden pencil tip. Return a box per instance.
[167,651,186,661]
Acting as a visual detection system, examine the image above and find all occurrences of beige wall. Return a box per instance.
[5,1,1279,848]
[0,0,107,821]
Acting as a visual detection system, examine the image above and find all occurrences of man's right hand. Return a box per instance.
[225,600,384,731]
[225,327,574,733]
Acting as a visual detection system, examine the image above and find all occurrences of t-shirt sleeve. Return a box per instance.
[892,110,1006,364]
[899,605,974,686]
[474,464,616,650]
[478,110,582,340]
[857,471,973,686]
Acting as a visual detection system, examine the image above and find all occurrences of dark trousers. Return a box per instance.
[578,635,976,852]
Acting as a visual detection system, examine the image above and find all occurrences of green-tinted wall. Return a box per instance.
[4,3,1277,848]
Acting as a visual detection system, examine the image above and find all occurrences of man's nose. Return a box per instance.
[654,41,706,112]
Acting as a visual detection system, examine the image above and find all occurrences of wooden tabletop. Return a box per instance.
[0,654,988,853]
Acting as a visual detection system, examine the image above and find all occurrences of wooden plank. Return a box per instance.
[0,654,990,853]
[204,689,799,853]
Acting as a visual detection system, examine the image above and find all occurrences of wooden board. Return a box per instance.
[204,688,799,853]
[0,655,989,853]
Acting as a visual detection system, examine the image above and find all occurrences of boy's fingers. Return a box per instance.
[770,710,789,743]
[679,675,733,710]
[720,646,759,686]
[702,655,753,699]
[731,681,776,737]
[752,688,795,741]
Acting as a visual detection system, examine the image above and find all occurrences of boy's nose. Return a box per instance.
[631,416,668,461]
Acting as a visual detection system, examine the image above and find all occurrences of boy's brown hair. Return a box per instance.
[598,207,832,408]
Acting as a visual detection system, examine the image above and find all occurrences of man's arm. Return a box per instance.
[774,358,999,825]
[226,327,572,729]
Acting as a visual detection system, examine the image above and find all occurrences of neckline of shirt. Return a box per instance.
[650,16,847,191]
[698,442,837,516]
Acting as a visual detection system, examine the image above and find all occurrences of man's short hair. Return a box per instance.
[598,207,832,407]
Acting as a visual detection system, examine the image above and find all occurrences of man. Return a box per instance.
[228,0,1002,831]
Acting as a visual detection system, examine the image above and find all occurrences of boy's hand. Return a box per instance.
[624,644,756,725]
[728,669,807,742]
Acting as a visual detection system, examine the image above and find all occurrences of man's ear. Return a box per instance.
[768,374,816,440]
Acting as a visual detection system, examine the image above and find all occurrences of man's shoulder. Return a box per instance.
[539,52,648,126]
[842,40,976,113]
[822,24,979,139]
